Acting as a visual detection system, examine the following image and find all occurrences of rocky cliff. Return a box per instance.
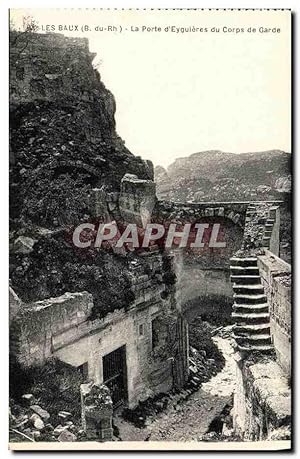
[10,31,153,228]
[9,31,153,316]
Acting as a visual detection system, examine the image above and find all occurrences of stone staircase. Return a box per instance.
[230,256,273,353]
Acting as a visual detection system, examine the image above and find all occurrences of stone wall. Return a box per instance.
[179,266,233,322]
[269,207,280,256]
[54,301,173,408]
[257,251,291,375]
[11,249,188,409]
[12,291,93,367]
[233,356,291,441]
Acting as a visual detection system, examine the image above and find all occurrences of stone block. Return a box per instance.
[58,430,77,442]
[30,405,50,421]
[119,173,156,227]
[30,413,44,430]
[80,382,113,441]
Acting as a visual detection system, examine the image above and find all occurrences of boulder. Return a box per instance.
[21,393,35,406]
[30,413,45,430]
[14,236,36,254]
[58,430,77,442]
[53,425,69,437]
[30,405,50,421]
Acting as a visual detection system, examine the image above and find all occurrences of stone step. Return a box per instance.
[232,311,270,324]
[234,323,270,334]
[231,275,261,285]
[230,257,258,267]
[236,343,274,353]
[265,223,274,230]
[233,334,272,345]
[232,311,270,319]
[233,303,269,314]
[230,266,260,276]
[264,231,273,237]
[233,284,264,295]
[234,293,267,304]
[262,239,271,247]
[266,218,275,224]
[234,336,272,347]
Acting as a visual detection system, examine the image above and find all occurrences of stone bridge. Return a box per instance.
[154,199,283,324]
[87,177,283,324]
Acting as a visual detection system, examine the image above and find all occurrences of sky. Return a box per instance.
[11,9,291,168]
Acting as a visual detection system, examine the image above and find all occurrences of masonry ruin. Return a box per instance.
[9,31,291,444]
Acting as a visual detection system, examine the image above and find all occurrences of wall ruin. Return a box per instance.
[11,248,188,409]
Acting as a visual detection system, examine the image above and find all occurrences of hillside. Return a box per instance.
[155,150,291,203]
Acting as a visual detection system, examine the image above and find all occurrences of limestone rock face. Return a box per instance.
[10,31,153,228]
[9,32,155,315]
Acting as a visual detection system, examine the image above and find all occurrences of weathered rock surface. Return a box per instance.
[9,31,155,317]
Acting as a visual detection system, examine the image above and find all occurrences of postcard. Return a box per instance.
[9,8,292,451]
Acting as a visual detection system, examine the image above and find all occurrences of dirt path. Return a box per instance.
[115,335,236,442]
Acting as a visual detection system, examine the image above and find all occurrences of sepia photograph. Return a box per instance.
[8,7,292,451]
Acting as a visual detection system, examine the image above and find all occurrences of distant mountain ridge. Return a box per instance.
[155,150,291,202]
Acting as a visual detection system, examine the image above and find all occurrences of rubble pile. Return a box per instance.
[9,396,83,442]
[187,346,224,389]
[9,357,84,443]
